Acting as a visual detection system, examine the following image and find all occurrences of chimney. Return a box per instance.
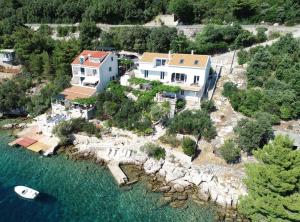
[168,50,171,60]
[191,50,194,55]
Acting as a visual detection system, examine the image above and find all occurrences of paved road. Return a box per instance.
[25,23,300,33]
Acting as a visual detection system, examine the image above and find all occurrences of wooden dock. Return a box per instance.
[107,161,128,186]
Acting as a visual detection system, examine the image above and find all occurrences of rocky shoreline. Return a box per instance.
[58,141,248,221]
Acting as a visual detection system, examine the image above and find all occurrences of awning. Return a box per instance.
[83,77,98,84]
[16,137,37,147]
[27,142,51,153]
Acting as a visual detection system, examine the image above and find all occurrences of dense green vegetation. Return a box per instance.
[129,77,180,109]
[193,24,265,54]
[0,20,81,115]
[239,135,300,221]
[94,82,153,135]
[99,24,266,54]
[181,137,197,157]
[224,35,300,120]
[1,0,299,25]
[169,0,300,25]
[0,0,168,24]
[167,110,216,140]
[141,142,166,160]
[219,139,241,163]
[0,76,31,113]
[53,118,101,145]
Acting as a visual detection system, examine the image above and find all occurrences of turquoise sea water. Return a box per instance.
[0,132,215,222]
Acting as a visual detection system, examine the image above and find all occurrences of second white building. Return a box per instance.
[135,52,211,101]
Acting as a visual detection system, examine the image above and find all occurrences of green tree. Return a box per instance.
[167,110,216,141]
[146,26,177,53]
[79,20,101,49]
[239,135,300,221]
[170,33,191,53]
[234,118,274,154]
[231,0,257,19]
[168,0,194,24]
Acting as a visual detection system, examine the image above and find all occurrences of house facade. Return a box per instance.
[50,50,118,120]
[71,50,118,91]
[0,49,15,64]
[136,52,211,101]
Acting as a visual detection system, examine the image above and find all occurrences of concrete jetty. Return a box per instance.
[107,161,128,186]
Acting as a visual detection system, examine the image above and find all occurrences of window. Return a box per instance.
[80,67,85,74]
[179,59,184,64]
[194,76,200,84]
[144,70,149,78]
[172,73,187,82]
[93,69,97,75]
[112,76,115,80]
[194,60,199,65]
[180,90,185,96]
[109,67,112,72]
[79,57,84,64]
[160,72,165,80]
[156,59,162,66]
[111,57,114,61]
[155,59,167,66]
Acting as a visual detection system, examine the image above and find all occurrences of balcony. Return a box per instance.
[167,81,202,91]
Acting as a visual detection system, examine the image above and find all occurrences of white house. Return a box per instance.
[70,50,118,91]
[135,52,211,102]
[50,50,118,120]
[0,49,15,64]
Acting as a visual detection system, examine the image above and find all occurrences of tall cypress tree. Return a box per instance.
[239,135,300,221]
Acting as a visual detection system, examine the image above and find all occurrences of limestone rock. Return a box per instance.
[173,184,185,192]
[143,158,164,174]
[158,186,171,192]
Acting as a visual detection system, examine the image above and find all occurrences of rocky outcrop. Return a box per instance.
[73,129,247,210]
[143,158,247,209]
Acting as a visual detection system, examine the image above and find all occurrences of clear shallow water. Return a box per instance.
[0,132,215,222]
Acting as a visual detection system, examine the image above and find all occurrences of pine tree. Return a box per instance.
[239,135,300,221]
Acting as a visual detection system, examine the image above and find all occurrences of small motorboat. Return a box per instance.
[14,186,39,199]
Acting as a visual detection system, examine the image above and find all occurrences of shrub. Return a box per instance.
[141,143,166,160]
[201,100,215,113]
[256,27,268,43]
[175,98,186,110]
[237,50,250,65]
[73,96,97,105]
[181,137,197,157]
[57,26,74,37]
[149,102,170,122]
[219,139,241,164]
[268,31,281,40]
[159,134,181,147]
[222,82,239,98]
[53,118,101,145]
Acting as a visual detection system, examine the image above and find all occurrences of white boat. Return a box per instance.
[14,186,39,199]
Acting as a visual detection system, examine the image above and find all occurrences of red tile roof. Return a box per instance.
[71,50,110,68]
